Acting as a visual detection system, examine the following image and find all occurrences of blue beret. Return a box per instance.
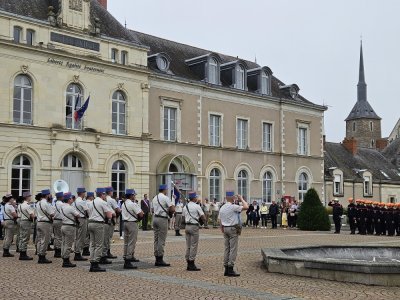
[55,192,64,198]
[159,184,168,190]
[188,192,197,200]
[87,192,94,198]
[63,193,72,201]
[105,186,114,193]
[77,187,86,193]
[41,189,51,195]
[125,189,136,196]
[96,188,106,194]
[226,191,235,197]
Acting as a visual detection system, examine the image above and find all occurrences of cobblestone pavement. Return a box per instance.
[1,227,400,299]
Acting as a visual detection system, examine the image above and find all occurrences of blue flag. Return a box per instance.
[173,186,180,205]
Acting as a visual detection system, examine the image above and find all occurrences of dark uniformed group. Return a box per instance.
[347,198,400,236]
[2,184,249,276]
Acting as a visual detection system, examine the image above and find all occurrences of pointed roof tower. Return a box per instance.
[345,42,381,121]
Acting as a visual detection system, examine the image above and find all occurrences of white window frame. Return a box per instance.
[111,160,127,199]
[26,29,35,46]
[298,172,309,202]
[121,51,128,65]
[333,174,342,196]
[208,57,219,85]
[262,121,273,152]
[11,155,32,198]
[111,48,118,63]
[112,91,127,135]
[236,117,249,150]
[65,84,83,130]
[363,173,373,197]
[262,171,273,203]
[261,71,271,95]
[13,26,22,43]
[209,168,221,201]
[237,169,249,200]
[160,98,182,142]
[235,64,245,90]
[297,122,310,156]
[209,113,222,147]
[13,75,33,125]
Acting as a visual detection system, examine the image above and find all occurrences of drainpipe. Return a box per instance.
[279,99,284,199]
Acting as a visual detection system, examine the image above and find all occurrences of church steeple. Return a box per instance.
[357,41,367,102]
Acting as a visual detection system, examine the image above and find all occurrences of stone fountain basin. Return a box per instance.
[262,245,400,286]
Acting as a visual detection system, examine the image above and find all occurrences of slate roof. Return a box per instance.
[132,30,322,108]
[382,138,400,166]
[345,99,381,121]
[0,0,142,46]
[324,142,400,183]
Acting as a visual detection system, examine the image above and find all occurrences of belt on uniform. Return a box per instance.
[38,221,52,223]
[155,215,168,219]
[54,218,62,221]
[78,217,87,219]
[223,225,239,227]
[175,212,182,214]
[21,219,33,222]
[124,220,138,223]
[88,220,104,224]
[62,224,76,227]
[185,223,199,226]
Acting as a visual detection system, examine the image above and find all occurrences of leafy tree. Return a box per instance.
[297,188,331,231]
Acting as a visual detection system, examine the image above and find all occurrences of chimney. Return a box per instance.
[342,137,358,155]
[376,138,388,151]
[97,0,107,9]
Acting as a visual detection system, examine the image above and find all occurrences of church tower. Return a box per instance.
[345,43,382,149]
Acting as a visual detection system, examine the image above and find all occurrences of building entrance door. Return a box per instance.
[61,154,84,194]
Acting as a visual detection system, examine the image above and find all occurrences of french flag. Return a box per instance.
[74,95,90,122]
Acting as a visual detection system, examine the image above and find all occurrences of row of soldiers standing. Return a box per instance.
[347,198,400,236]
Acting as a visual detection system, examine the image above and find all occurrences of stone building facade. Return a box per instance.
[0,0,327,202]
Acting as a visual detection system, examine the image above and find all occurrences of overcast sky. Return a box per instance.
[109,0,400,142]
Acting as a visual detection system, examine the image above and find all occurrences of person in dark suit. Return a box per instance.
[141,194,151,231]
[268,200,279,229]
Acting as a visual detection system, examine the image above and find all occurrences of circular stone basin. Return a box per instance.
[262,246,400,286]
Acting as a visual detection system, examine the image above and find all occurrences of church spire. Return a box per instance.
[357,41,367,102]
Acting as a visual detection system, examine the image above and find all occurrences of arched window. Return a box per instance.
[298,172,309,202]
[261,72,271,95]
[237,170,248,199]
[209,168,221,201]
[263,171,273,203]
[112,91,126,135]
[208,58,219,84]
[112,161,126,199]
[236,65,245,90]
[11,155,32,198]
[13,75,32,124]
[61,154,83,169]
[66,84,82,129]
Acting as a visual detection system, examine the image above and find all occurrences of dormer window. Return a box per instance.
[247,67,273,95]
[148,53,171,73]
[279,84,300,99]
[208,58,219,84]
[185,53,221,84]
[236,65,245,90]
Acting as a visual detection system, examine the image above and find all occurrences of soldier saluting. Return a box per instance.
[219,192,248,277]
[328,198,343,233]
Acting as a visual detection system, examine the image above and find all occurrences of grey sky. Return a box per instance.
[109,0,400,142]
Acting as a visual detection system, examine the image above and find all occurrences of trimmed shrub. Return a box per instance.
[297,188,331,231]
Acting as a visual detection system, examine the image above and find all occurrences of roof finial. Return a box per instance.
[254,54,257,64]
[357,39,367,102]
[124,18,127,29]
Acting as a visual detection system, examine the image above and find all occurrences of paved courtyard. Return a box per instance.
[1,228,400,299]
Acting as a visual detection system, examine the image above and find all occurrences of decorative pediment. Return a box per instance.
[59,0,92,31]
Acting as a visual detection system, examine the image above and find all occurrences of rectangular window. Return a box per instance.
[262,122,272,152]
[13,26,22,43]
[236,119,248,149]
[333,174,342,195]
[111,48,118,63]
[363,176,372,196]
[209,114,221,147]
[26,29,34,46]
[164,107,177,141]
[261,73,270,95]
[298,127,308,155]
[121,51,128,65]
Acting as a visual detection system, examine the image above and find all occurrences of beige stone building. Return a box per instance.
[0,0,327,202]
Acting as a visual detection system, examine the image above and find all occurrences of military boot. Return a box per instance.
[19,251,33,261]
[99,256,112,264]
[124,260,138,270]
[82,247,90,256]
[107,249,117,259]
[62,258,77,268]
[54,248,62,258]
[3,249,14,257]
[187,260,201,271]
[155,256,170,267]
[74,252,88,261]
[38,255,52,264]
[226,266,240,277]
[224,266,229,276]
[89,262,106,272]
[175,230,182,236]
